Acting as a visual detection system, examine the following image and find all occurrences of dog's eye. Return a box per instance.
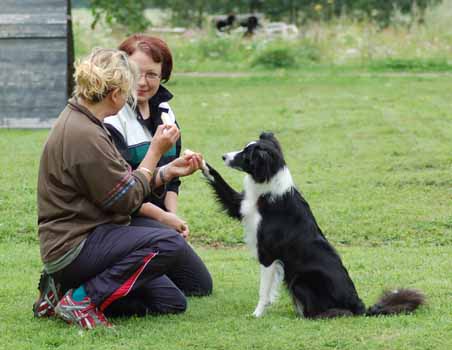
[243,148,255,163]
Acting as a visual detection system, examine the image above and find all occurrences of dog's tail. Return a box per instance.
[365,288,425,316]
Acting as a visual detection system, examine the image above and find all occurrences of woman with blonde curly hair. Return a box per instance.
[34,48,205,329]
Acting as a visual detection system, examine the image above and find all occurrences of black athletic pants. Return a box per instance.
[53,217,212,317]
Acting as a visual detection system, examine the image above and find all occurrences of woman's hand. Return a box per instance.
[165,152,204,180]
[160,212,189,239]
[149,124,179,157]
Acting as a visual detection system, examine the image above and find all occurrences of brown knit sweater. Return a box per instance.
[37,99,151,263]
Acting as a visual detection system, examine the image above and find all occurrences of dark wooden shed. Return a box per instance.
[0,0,74,128]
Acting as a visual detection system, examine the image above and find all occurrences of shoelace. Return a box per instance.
[81,303,109,324]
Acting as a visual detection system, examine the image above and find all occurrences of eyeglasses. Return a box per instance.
[140,71,161,81]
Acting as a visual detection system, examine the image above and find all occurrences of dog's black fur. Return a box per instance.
[202,132,425,318]
[215,14,259,36]
[216,14,236,32]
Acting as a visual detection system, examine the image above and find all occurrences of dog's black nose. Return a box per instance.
[222,155,226,161]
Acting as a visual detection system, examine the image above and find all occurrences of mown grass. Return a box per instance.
[1,243,452,350]
[0,74,451,348]
[1,74,450,246]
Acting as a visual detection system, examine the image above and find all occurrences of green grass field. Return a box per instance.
[0,73,451,349]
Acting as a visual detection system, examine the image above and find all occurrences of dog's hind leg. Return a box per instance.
[253,263,278,317]
[311,309,354,319]
[269,260,284,304]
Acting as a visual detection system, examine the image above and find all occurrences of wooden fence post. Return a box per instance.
[0,0,74,128]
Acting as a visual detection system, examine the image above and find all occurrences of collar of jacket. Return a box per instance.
[149,84,173,108]
[67,97,112,137]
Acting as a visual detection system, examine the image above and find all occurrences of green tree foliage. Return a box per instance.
[330,0,442,27]
[87,0,442,32]
[90,0,149,33]
[260,0,442,26]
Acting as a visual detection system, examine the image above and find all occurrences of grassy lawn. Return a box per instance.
[0,73,451,348]
[1,243,452,350]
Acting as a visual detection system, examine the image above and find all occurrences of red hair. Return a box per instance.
[119,34,173,83]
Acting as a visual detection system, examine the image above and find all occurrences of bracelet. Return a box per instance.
[159,165,168,185]
[150,166,166,199]
[150,167,159,189]
[138,167,154,179]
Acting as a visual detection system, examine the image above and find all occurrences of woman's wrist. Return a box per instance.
[155,207,168,222]
[148,143,164,159]
[150,166,170,197]
[160,164,173,183]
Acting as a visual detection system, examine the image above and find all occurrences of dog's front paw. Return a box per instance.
[252,308,264,318]
[252,303,267,318]
[200,163,215,182]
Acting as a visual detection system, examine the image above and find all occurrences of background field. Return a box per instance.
[1,3,452,349]
[0,74,451,349]
[1,75,450,246]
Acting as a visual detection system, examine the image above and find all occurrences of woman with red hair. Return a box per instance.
[104,35,213,312]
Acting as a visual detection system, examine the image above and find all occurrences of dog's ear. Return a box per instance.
[259,132,283,153]
[259,132,275,141]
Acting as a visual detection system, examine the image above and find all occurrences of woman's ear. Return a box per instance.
[110,88,123,104]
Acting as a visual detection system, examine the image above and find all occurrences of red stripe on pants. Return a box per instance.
[99,252,158,312]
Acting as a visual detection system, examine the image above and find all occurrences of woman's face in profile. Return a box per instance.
[129,49,162,105]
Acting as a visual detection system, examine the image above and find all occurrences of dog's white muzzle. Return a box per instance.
[222,151,240,166]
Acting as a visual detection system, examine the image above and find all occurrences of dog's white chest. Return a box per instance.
[239,171,294,258]
[240,192,261,257]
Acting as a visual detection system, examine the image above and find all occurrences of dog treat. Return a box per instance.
[161,112,172,125]
[161,112,173,134]
[184,149,207,170]
[183,149,194,156]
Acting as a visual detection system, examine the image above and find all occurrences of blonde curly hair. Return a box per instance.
[73,48,138,105]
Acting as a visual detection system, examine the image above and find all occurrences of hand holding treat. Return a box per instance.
[150,124,179,156]
[161,112,172,125]
[165,151,204,179]
[184,149,207,171]
[161,111,174,134]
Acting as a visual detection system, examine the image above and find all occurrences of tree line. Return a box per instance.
[79,0,442,33]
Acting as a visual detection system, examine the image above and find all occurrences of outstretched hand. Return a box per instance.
[166,152,204,179]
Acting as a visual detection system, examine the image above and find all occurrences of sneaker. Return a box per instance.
[55,290,112,329]
[33,271,61,318]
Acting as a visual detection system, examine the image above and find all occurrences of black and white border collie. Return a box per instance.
[202,132,425,318]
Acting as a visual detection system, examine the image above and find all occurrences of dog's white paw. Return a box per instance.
[201,166,214,182]
[252,302,268,318]
[198,161,214,182]
[184,149,209,176]
[252,308,265,318]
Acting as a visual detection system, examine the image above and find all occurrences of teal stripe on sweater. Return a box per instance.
[129,143,177,168]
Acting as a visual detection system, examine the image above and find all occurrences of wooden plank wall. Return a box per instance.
[0,0,73,128]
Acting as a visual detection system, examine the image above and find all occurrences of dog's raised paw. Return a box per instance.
[201,164,215,182]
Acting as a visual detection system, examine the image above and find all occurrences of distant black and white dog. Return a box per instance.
[202,132,425,318]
